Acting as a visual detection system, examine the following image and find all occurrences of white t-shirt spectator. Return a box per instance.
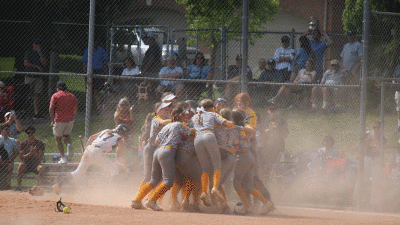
[297,69,316,83]
[273,47,295,71]
[340,41,362,71]
[321,70,343,85]
[122,67,141,76]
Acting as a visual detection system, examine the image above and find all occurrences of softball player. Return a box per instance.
[132,107,194,211]
[52,124,130,194]
[231,109,274,215]
[190,99,234,206]
[141,102,172,187]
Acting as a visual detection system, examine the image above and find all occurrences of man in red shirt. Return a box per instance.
[49,81,78,164]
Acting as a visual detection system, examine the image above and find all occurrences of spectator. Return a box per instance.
[341,30,362,84]
[291,36,315,81]
[253,58,267,81]
[49,81,78,164]
[273,36,295,82]
[311,59,343,110]
[16,125,45,190]
[4,111,23,140]
[185,52,211,100]
[215,97,228,114]
[224,54,252,102]
[392,55,400,131]
[0,145,9,190]
[82,40,109,114]
[114,97,134,135]
[141,32,162,78]
[156,56,184,99]
[23,39,47,119]
[268,58,316,106]
[121,56,141,98]
[0,81,14,122]
[303,29,333,81]
[0,123,19,190]
[259,59,281,99]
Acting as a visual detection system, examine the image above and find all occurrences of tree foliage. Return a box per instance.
[175,0,279,48]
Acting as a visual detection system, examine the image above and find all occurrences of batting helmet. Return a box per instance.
[114,124,130,136]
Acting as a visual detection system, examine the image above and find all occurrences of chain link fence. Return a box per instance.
[0,0,399,212]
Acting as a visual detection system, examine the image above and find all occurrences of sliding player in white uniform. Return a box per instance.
[53,124,130,194]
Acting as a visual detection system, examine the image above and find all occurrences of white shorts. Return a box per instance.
[71,145,118,179]
[25,76,43,94]
[53,121,74,137]
[395,91,400,111]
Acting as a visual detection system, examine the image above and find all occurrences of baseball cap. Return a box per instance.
[157,102,172,112]
[281,36,290,43]
[267,59,276,64]
[145,32,156,39]
[347,30,356,35]
[330,59,339,65]
[162,93,176,102]
[236,54,242,60]
[57,81,67,90]
[4,112,11,118]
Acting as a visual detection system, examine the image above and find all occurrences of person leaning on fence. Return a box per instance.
[268,58,316,107]
[0,81,14,123]
[121,56,141,98]
[311,59,343,110]
[303,29,333,82]
[156,56,184,100]
[82,40,109,114]
[141,32,162,100]
[16,125,45,191]
[4,111,23,141]
[259,59,281,99]
[23,39,48,119]
[273,36,295,82]
[184,52,211,100]
[49,81,78,164]
[341,30,362,84]
[224,54,252,103]
[392,55,400,132]
[0,123,19,190]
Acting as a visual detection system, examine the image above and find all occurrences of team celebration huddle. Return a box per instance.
[52,92,275,215]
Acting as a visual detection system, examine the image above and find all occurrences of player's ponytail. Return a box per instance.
[171,106,184,122]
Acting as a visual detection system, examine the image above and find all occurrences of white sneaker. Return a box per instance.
[53,184,60,195]
[211,187,225,203]
[170,200,181,212]
[58,157,68,164]
[131,200,145,209]
[199,192,211,207]
[260,201,274,215]
[145,200,163,211]
[267,97,275,103]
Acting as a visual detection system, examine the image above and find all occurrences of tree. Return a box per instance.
[175,0,279,79]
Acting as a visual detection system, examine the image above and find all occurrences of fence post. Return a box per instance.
[48,52,58,99]
[356,0,371,210]
[85,0,95,144]
[380,82,385,171]
[241,0,249,93]
[220,25,227,80]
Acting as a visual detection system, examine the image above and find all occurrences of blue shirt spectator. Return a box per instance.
[186,64,211,80]
[82,44,109,70]
[159,57,183,86]
[310,40,327,72]
[295,48,313,69]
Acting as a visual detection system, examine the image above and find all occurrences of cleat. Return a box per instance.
[221,202,231,214]
[181,199,190,211]
[170,201,181,212]
[53,184,60,195]
[200,192,211,207]
[211,187,225,203]
[131,200,145,209]
[58,157,68,164]
[260,201,274,215]
[145,200,163,211]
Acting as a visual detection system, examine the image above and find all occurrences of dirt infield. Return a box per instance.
[1,191,399,225]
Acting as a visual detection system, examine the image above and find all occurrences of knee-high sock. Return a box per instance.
[213,169,221,190]
[149,182,170,202]
[184,179,195,200]
[170,183,181,204]
[134,182,154,202]
[201,172,209,193]
[193,182,201,202]
[236,188,251,209]
[251,188,267,204]
[139,181,145,189]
